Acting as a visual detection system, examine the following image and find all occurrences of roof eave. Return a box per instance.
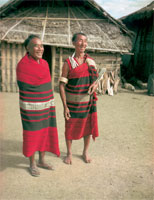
[0,38,132,55]
[120,1,154,21]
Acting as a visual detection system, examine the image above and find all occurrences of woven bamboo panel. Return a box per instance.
[1,42,6,92]
[0,42,25,92]
[0,42,122,93]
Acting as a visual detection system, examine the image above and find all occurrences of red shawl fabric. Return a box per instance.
[16,54,60,157]
[65,54,99,140]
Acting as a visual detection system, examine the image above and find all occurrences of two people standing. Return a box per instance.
[16,33,99,176]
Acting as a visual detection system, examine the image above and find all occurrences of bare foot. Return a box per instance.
[82,154,92,163]
[64,154,72,165]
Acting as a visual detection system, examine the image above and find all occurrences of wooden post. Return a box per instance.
[51,46,56,90]
[6,43,11,92]
[117,54,122,82]
[16,44,23,92]
[67,5,71,45]
[18,44,22,61]
[12,43,16,92]
[1,42,6,92]
[59,47,63,77]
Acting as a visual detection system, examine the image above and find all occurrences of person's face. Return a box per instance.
[73,34,87,54]
[27,38,44,61]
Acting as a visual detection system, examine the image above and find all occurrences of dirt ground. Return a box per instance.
[0,88,153,200]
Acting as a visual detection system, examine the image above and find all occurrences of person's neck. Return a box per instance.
[28,53,40,64]
[75,52,85,59]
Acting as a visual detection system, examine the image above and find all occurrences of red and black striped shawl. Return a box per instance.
[16,54,60,157]
[65,54,99,140]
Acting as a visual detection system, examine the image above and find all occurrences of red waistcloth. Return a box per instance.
[65,55,99,140]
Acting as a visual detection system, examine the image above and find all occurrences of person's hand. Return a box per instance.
[64,107,71,120]
[88,82,98,95]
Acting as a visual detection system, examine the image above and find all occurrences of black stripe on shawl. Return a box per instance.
[69,106,97,118]
[22,117,57,131]
[21,111,56,121]
[67,76,90,86]
[20,96,53,102]
[20,107,55,114]
[17,81,52,93]
[20,91,53,98]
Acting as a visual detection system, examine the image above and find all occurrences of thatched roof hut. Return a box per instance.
[0,0,133,92]
[121,1,154,82]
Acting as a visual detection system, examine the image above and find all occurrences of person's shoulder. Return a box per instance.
[86,53,94,60]
[85,54,96,67]
[17,54,27,68]
[40,58,48,65]
[65,57,70,62]
[64,58,71,66]
[18,55,26,63]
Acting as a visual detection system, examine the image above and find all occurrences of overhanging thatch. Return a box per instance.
[0,0,133,54]
[120,1,153,82]
[121,1,154,28]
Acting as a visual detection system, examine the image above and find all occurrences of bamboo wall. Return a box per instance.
[0,42,25,92]
[0,42,122,92]
[53,47,122,91]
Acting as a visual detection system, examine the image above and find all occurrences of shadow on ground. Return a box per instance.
[0,139,28,171]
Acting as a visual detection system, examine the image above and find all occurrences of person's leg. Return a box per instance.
[38,151,45,164]
[29,153,36,167]
[64,139,72,164]
[29,153,40,176]
[37,151,54,170]
[82,135,91,163]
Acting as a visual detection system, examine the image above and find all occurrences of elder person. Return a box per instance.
[16,35,60,176]
[59,32,99,164]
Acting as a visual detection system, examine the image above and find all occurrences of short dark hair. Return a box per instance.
[24,34,40,48]
[72,32,87,42]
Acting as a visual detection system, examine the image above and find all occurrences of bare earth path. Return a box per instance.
[0,89,153,200]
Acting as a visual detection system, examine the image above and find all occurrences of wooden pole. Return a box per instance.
[51,46,56,90]
[67,5,71,45]
[2,39,133,55]
[12,43,16,92]
[41,2,48,41]
[6,43,11,92]
[2,7,38,40]
[59,47,63,77]
[69,8,81,31]
[1,42,6,92]
[3,17,108,21]
[16,44,23,92]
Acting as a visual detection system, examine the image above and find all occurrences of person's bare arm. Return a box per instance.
[88,68,106,95]
[59,62,71,120]
[88,81,99,95]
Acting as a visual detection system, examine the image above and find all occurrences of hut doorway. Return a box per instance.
[43,45,52,74]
